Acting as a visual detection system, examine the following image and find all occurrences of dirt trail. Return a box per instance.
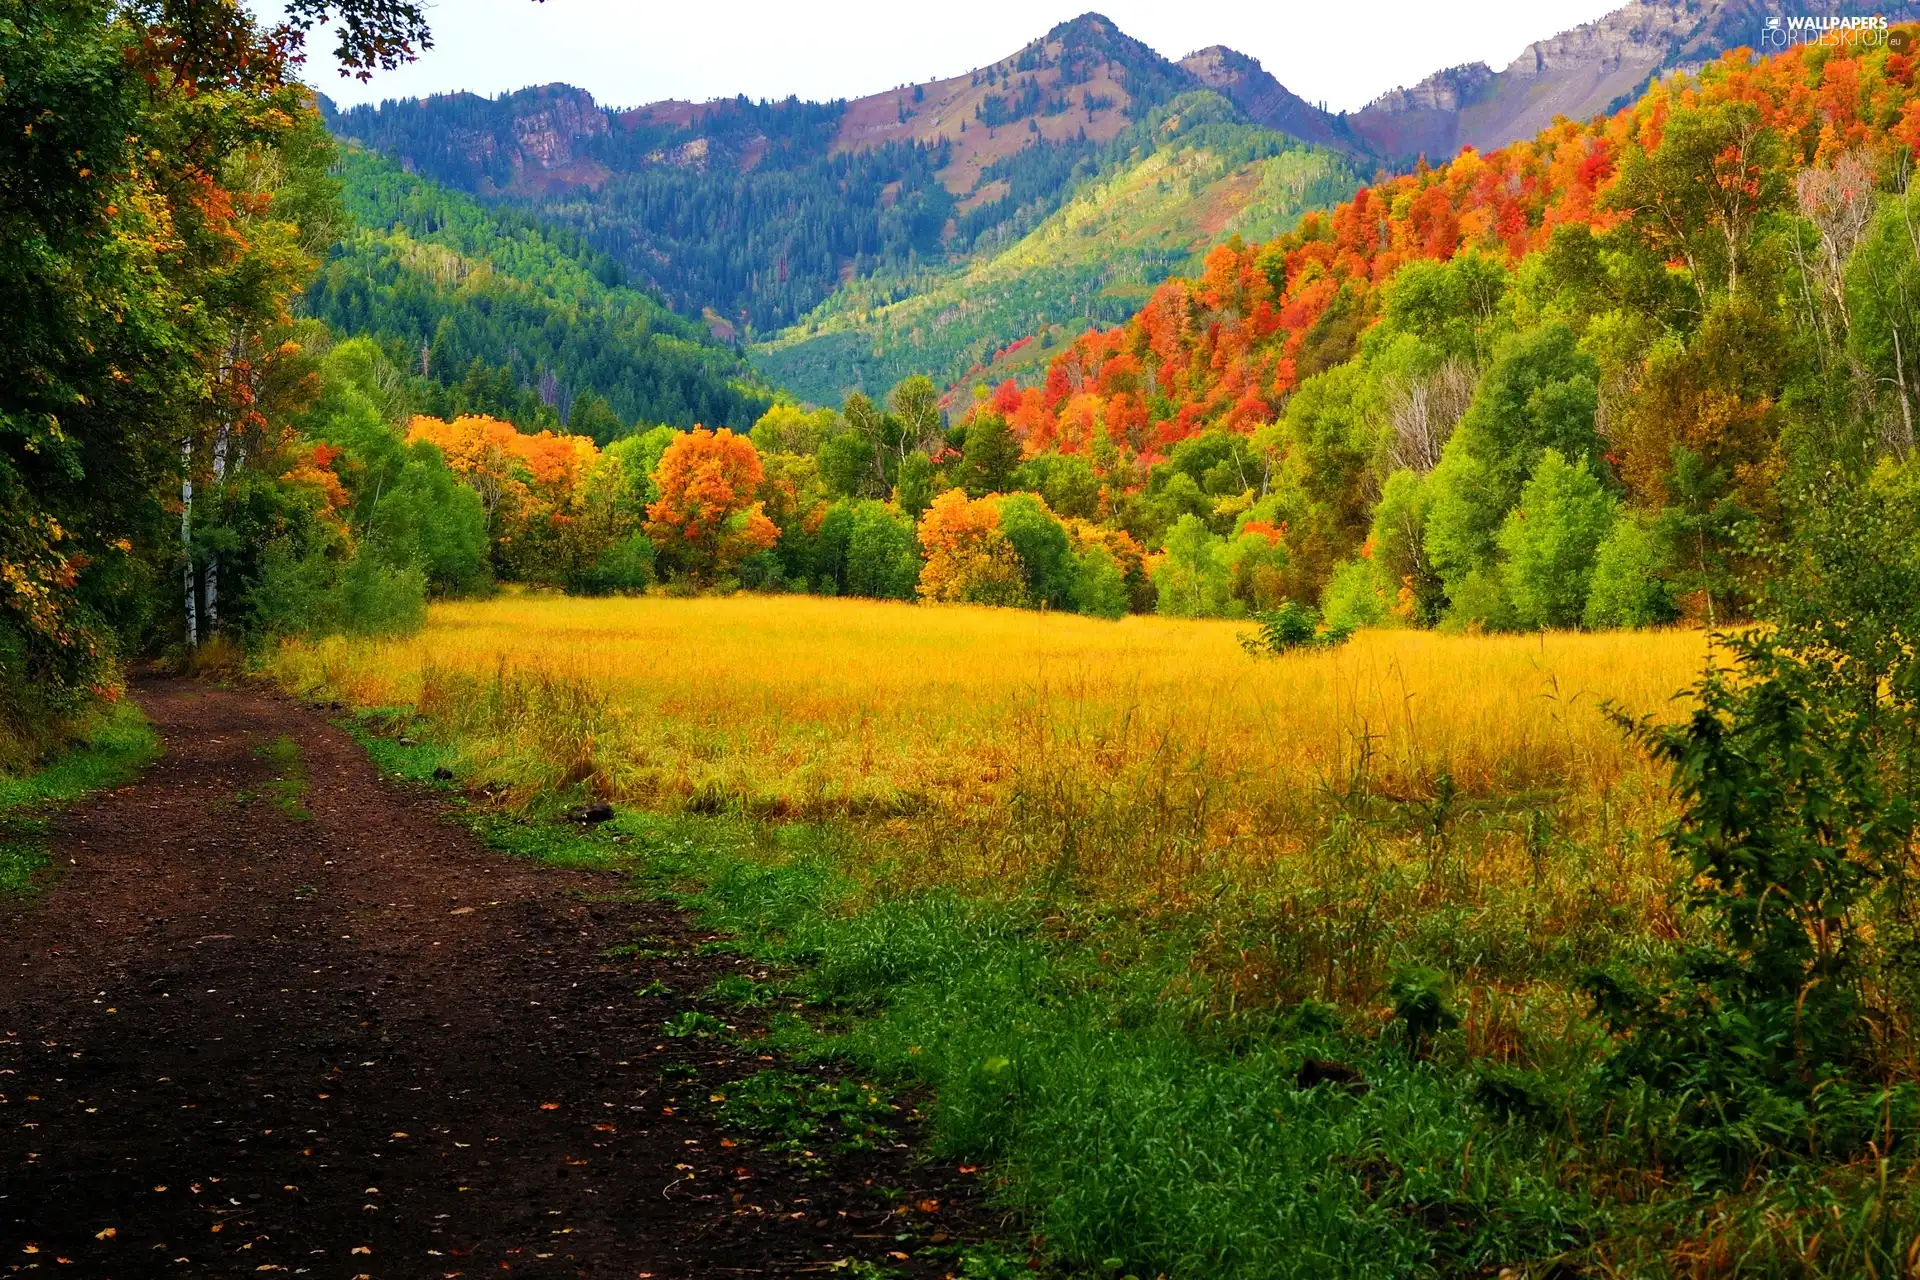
[1,679,989,1278]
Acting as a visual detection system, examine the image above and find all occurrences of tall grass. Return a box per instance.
[271,594,1704,993]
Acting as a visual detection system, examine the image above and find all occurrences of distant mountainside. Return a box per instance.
[756,96,1357,404]
[1342,0,1920,163]
[306,149,770,435]
[319,2,1920,412]
[321,14,1240,341]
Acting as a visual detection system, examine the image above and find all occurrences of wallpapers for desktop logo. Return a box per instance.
[1761,13,1911,52]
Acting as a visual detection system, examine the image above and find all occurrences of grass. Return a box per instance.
[253,734,313,821]
[0,701,159,893]
[272,595,1920,1276]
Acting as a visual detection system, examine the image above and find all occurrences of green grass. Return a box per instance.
[0,701,160,894]
[251,734,313,821]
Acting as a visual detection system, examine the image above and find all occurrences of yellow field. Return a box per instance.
[272,593,1708,924]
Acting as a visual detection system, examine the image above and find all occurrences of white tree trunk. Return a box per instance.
[181,436,196,648]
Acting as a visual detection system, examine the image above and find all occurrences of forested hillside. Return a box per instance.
[939,32,1920,633]
[321,16,1338,350]
[306,149,769,435]
[754,94,1360,403]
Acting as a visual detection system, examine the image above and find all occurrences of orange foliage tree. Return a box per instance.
[1002,34,1920,472]
[406,414,621,582]
[914,489,1026,606]
[645,428,779,582]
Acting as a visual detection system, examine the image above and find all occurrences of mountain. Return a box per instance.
[1175,47,1363,157]
[306,148,771,435]
[321,14,1245,342]
[1347,0,1920,163]
[755,97,1357,404]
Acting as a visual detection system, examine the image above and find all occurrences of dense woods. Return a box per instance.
[935,35,1920,632]
[308,150,769,434]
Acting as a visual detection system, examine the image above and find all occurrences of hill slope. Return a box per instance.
[753,95,1358,403]
[321,14,1250,339]
[306,148,770,434]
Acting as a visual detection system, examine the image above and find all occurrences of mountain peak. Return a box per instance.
[1176,45,1357,155]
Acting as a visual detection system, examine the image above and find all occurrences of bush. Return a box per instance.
[1440,567,1516,632]
[1584,476,1920,1180]
[1238,602,1352,656]
[568,532,656,596]
[249,540,427,641]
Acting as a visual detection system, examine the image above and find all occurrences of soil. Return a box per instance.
[1,678,1003,1278]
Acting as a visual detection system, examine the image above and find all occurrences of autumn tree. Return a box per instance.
[916,490,1025,606]
[646,428,778,583]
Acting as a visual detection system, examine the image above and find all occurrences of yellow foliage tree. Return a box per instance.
[915,489,1026,606]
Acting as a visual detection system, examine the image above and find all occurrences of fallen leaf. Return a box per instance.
[390,1132,409,1139]
[351,1245,372,1255]
[94,1228,116,1241]
[539,1103,559,1111]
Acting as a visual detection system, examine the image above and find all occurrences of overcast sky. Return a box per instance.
[292,0,1627,116]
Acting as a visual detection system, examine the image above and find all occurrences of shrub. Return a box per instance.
[1320,557,1391,632]
[1584,476,1920,1179]
[568,532,656,596]
[1238,602,1352,656]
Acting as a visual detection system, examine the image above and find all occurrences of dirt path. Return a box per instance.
[1,679,992,1278]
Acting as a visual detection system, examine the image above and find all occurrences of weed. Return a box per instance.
[253,735,312,821]
[661,1010,728,1038]
[705,974,774,1007]
[712,1069,898,1155]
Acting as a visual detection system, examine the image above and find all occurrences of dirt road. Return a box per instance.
[1,679,988,1277]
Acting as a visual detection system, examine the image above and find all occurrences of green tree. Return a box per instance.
[1497,450,1619,629]
[1072,546,1129,619]
[1152,515,1231,617]
[894,451,936,519]
[1014,452,1101,520]
[1423,324,1602,603]
[960,410,1021,497]
[843,502,920,600]
[567,390,626,444]
[997,493,1075,609]
[1584,515,1674,629]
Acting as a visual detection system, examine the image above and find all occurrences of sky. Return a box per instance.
[294,0,1627,116]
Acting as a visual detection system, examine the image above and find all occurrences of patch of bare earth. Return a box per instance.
[1,678,995,1277]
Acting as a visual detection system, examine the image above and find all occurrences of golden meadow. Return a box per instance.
[271,594,1708,1017]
